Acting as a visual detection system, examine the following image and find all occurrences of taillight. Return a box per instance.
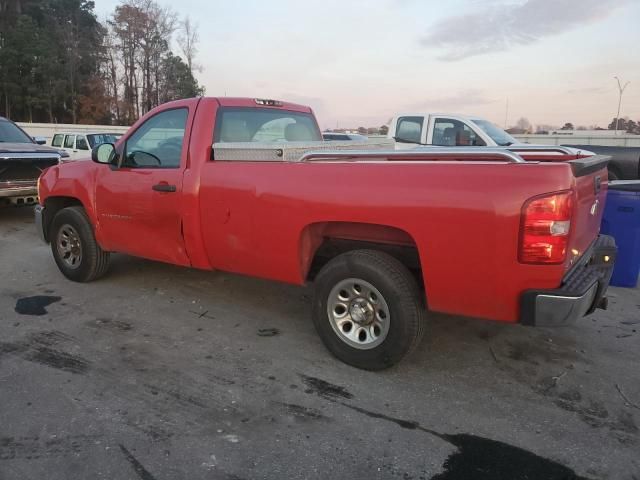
[519,191,574,264]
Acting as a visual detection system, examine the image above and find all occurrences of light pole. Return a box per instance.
[614,76,630,135]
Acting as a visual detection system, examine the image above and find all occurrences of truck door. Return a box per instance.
[63,134,76,158]
[428,117,487,146]
[94,107,191,266]
[75,135,90,159]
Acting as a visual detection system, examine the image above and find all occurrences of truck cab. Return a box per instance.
[387,113,521,148]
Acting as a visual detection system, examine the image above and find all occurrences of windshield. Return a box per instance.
[0,119,34,143]
[214,108,321,143]
[87,133,120,148]
[472,119,518,146]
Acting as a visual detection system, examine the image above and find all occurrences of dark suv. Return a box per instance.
[0,117,62,206]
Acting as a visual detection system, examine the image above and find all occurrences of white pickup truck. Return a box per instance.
[387,113,521,148]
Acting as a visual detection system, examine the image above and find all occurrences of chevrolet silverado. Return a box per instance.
[35,97,617,369]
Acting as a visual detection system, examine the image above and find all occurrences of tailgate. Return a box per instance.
[567,155,610,265]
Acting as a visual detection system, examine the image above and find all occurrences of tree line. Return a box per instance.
[507,117,640,135]
[0,0,203,125]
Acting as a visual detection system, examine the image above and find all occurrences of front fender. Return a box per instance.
[39,162,101,241]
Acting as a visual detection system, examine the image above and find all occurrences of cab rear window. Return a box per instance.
[214,108,321,143]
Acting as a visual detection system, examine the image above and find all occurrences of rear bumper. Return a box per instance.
[520,235,617,327]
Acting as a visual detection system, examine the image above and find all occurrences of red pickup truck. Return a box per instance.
[35,97,617,370]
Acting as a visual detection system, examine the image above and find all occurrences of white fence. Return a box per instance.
[513,134,640,147]
[17,122,130,143]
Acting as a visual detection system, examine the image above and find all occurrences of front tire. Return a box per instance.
[50,206,110,282]
[312,250,427,370]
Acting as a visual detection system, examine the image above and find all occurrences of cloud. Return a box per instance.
[420,0,630,61]
[404,89,497,111]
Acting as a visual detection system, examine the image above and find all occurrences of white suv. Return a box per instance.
[51,132,121,160]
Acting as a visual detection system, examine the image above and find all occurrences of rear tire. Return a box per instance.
[50,206,110,282]
[312,249,427,370]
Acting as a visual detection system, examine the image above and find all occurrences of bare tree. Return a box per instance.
[102,27,121,123]
[134,0,176,113]
[109,0,177,120]
[177,16,200,75]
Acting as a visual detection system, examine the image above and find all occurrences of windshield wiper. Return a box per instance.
[499,141,513,146]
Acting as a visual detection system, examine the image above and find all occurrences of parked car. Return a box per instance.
[0,116,61,206]
[322,132,369,141]
[51,132,122,160]
[35,97,616,370]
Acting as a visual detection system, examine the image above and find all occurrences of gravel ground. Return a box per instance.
[1,206,639,480]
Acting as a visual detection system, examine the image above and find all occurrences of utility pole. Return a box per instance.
[503,98,509,129]
[614,76,630,135]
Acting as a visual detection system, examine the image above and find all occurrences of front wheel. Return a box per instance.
[50,206,110,282]
[312,250,427,370]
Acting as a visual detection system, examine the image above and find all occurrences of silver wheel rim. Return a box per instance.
[327,278,390,350]
[56,224,82,269]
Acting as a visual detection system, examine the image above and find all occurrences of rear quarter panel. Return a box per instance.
[196,160,576,322]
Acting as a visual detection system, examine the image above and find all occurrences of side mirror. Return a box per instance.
[33,136,47,145]
[92,143,117,165]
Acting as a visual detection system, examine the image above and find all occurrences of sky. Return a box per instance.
[95,0,640,130]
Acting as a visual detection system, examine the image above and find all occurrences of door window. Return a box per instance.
[51,134,64,147]
[432,118,486,146]
[63,135,76,149]
[124,108,188,168]
[395,117,423,144]
[76,136,89,150]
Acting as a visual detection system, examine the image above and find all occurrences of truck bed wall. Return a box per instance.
[193,160,576,323]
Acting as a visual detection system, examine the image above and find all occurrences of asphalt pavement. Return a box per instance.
[1,206,639,480]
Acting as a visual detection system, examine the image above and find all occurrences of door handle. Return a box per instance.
[152,183,176,192]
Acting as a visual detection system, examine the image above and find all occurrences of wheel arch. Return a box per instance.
[42,196,86,242]
[299,221,427,304]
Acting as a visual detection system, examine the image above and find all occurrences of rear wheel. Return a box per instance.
[50,206,110,282]
[312,250,427,370]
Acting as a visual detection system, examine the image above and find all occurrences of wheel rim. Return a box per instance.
[327,278,390,350]
[56,224,82,269]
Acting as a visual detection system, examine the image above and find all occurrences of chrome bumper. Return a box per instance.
[35,205,47,243]
[0,183,37,198]
[533,283,599,327]
[520,235,617,327]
